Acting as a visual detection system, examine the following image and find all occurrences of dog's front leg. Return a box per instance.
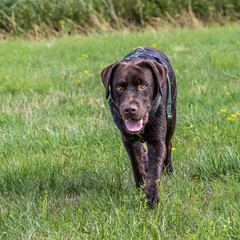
[122,135,147,188]
[144,140,167,206]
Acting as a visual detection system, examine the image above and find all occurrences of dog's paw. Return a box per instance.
[143,186,159,208]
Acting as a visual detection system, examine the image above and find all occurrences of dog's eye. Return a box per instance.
[116,85,123,91]
[140,83,147,89]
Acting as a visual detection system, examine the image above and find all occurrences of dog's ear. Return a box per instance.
[101,61,121,99]
[136,60,168,91]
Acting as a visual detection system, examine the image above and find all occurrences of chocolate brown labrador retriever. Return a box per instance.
[101,47,177,207]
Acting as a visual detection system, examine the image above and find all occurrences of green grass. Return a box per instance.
[0,25,240,239]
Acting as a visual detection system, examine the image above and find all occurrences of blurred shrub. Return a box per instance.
[0,0,239,35]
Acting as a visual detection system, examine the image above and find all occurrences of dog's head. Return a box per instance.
[101,60,168,134]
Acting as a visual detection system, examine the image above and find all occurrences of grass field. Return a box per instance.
[0,25,240,239]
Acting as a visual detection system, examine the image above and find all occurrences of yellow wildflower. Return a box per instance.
[227,117,232,121]
[152,43,156,47]
[221,109,226,113]
[236,112,240,116]
[82,54,88,58]
[231,114,236,118]
[172,147,176,151]
[132,47,135,50]
[226,92,230,95]
[176,69,179,73]
[84,70,88,74]
[217,154,220,158]
[77,80,80,83]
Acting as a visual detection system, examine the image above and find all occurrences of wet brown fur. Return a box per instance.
[101,47,177,207]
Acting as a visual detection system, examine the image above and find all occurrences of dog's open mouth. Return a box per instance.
[125,112,149,133]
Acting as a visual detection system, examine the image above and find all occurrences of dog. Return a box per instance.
[101,47,177,206]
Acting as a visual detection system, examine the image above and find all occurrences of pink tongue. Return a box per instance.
[125,119,143,132]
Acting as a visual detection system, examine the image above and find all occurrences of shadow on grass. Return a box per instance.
[0,161,131,199]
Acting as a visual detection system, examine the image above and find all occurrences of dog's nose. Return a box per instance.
[123,104,137,114]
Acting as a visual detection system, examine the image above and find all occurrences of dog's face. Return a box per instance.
[101,60,168,134]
